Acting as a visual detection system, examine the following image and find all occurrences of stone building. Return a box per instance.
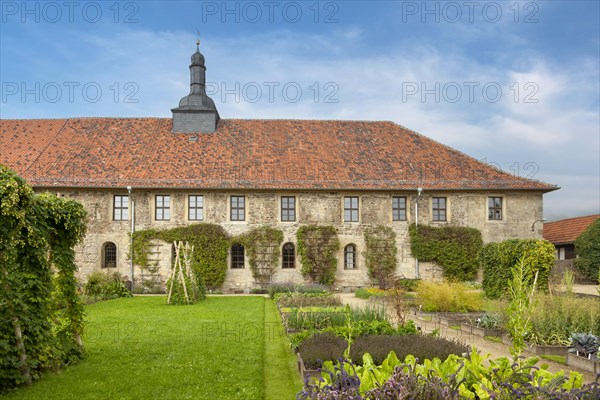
[0,44,557,291]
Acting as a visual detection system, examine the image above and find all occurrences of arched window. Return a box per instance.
[102,242,117,268]
[231,244,245,269]
[344,244,356,269]
[282,243,295,269]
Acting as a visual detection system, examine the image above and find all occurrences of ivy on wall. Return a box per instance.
[0,165,87,390]
[409,224,482,282]
[364,225,397,289]
[297,225,340,286]
[132,223,229,290]
[238,226,283,287]
[481,239,556,299]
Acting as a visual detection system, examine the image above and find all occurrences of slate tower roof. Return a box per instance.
[171,41,220,133]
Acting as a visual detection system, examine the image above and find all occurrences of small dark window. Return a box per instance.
[432,197,447,222]
[282,243,295,268]
[189,195,204,220]
[113,195,129,221]
[156,195,171,221]
[102,242,117,268]
[230,196,245,221]
[392,196,407,221]
[488,197,503,220]
[344,196,359,222]
[344,244,357,269]
[231,244,245,269]
[281,196,296,222]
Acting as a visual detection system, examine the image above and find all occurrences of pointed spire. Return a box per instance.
[171,40,220,133]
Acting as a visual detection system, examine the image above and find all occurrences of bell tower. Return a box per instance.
[171,40,220,133]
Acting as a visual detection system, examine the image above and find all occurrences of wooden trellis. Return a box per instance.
[166,241,196,304]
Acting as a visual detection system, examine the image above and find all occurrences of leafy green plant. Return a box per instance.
[363,225,397,289]
[416,280,484,312]
[297,225,340,285]
[238,226,283,287]
[0,165,87,390]
[574,218,600,282]
[475,313,500,329]
[481,238,555,299]
[506,257,538,361]
[82,271,133,303]
[132,223,229,290]
[275,292,341,308]
[409,224,482,281]
[568,332,599,358]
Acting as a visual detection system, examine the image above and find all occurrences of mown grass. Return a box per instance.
[1,296,300,400]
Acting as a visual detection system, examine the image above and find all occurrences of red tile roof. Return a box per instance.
[0,118,558,191]
[543,215,600,245]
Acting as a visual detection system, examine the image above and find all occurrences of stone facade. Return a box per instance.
[47,187,544,292]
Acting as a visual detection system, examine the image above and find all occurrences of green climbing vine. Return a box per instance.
[0,165,87,390]
[409,223,482,281]
[297,225,340,285]
[364,225,397,289]
[239,226,283,287]
[131,223,229,290]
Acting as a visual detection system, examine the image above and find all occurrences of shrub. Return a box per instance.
[409,224,482,281]
[285,306,388,331]
[238,226,283,287]
[396,278,420,292]
[481,239,555,299]
[416,280,484,312]
[574,218,600,282]
[82,271,132,302]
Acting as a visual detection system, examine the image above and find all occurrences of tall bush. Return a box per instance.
[409,224,482,281]
[364,225,397,289]
[132,223,229,290]
[297,225,340,285]
[481,239,555,299]
[0,165,87,390]
[574,217,600,282]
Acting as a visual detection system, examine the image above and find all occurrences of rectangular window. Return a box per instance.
[230,195,245,221]
[432,197,447,222]
[488,197,503,220]
[392,196,407,221]
[155,195,171,221]
[281,196,296,222]
[344,196,359,222]
[113,195,129,221]
[188,195,204,221]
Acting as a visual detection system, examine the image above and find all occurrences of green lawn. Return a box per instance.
[1,296,301,400]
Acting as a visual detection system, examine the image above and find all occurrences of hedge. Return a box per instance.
[481,239,555,299]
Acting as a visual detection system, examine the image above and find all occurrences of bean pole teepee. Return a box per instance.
[167,241,200,305]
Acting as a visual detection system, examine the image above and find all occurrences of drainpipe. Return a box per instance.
[415,187,423,279]
[127,186,135,290]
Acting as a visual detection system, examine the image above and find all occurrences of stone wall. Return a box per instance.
[46,188,545,291]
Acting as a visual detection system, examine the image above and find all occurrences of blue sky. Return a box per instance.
[1,0,599,221]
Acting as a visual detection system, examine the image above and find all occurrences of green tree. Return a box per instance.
[574,218,600,282]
